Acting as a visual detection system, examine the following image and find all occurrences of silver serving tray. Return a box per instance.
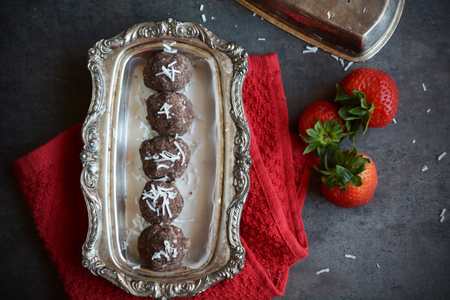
[80,19,250,299]
[237,0,404,61]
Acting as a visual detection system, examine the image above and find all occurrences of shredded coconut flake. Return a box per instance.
[339,58,345,67]
[174,141,186,165]
[437,151,447,161]
[440,208,447,223]
[132,265,141,270]
[376,263,381,269]
[392,118,397,124]
[327,11,332,19]
[344,61,354,71]
[316,268,330,275]
[331,54,340,61]
[363,7,368,14]
[258,37,266,41]
[412,139,416,144]
[199,4,204,11]
[201,14,206,23]
[157,103,173,119]
[422,83,427,91]
[421,165,429,172]
[252,12,256,16]
[211,16,215,20]
[162,42,177,54]
[302,45,318,54]
[345,254,356,260]
[426,108,431,114]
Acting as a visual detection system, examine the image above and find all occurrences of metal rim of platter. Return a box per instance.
[80,19,251,299]
[237,0,405,62]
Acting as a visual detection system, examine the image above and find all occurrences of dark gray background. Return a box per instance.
[1,1,449,299]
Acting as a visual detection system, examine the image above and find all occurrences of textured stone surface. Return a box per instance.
[0,0,449,299]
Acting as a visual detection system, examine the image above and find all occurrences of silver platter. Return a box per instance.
[80,19,250,299]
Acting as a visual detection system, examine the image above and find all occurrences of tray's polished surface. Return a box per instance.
[237,0,404,61]
[80,19,250,299]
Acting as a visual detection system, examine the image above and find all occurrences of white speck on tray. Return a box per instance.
[303,45,318,54]
[422,83,427,91]
[426,108,431,114]
[327,11,332,19]
[376,263,381,269]
[234,24,238,28]
[258,37,266,41]
[316,268,330,275]
[211,16,215,20]
[412,139,416,144]
[344,61,354,71]
[392,118,397,124]
[363,7,368,14]
[199,4,204,11]
[339,58,345,67]
[132,265,141,270]
[437,151,447,161]
[440,208,447,223]
[252,12,256,16]
[421,165,429,172]
[345,254,356,260]
[201,14,206,23]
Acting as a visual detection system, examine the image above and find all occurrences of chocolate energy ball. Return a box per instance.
[143,52,193,92]
[138,224,189,271]
[146,92,194,136]
[139,181,184,224]
[140,136,190,179]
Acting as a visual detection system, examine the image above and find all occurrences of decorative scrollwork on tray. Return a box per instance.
[80,19,250,299]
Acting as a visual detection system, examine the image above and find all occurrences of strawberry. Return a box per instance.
[337,68,398,133]
[298,100,345,156]
[318,149,378,208]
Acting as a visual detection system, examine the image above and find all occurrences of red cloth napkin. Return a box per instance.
[14,54,311,300]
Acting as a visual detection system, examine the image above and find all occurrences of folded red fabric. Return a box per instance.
[14,54,311,300]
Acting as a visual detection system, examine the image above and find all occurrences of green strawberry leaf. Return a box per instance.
[317,148,369,189]
[302,120,346,156]
[334,84,376,138]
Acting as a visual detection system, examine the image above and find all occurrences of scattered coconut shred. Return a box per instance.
[437,151,447,161]
[440,208,447,223]
[422,82,427,91]
[302,45,318,54]
[426,108,432,114]
[258,37,266,41]
[316,268,330,275]
[421,165,429,172]
[201,14,206,23]
[199,4,204,12]
[344,61,354,72]
[376,263,381,270]
[345,254,357,260]
[392,118,398,124]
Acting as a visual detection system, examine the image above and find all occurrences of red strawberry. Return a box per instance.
[298,100,341,135]
[298,100,345,156]
[338,68,398,129]
[318,149,378,208]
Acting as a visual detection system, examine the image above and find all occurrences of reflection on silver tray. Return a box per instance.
[237,0,404,61]
[80,19,251,299]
